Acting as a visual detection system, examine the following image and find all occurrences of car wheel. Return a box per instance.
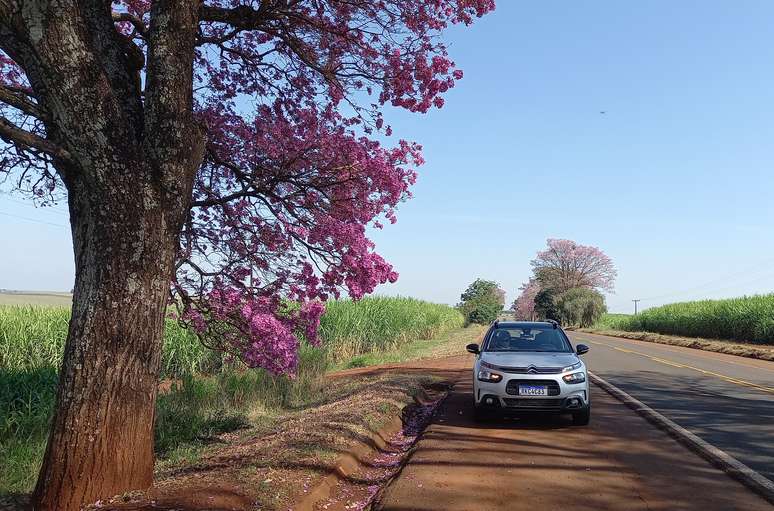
[572,407,590,426]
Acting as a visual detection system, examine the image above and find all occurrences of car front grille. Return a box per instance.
[495,365,563,374]
[505,379,561,396]
[503,398,563,409]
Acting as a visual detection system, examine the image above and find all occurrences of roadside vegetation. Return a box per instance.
[457,279,505,325]
[583,314,774,362]
[590,295,774,345]
[512,239,615,327]
[1,297,466,495]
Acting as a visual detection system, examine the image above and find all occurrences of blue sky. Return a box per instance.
[4,1,774,313]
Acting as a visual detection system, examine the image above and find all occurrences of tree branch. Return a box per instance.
[0,84,47,120]
[112,12,148,36]
[0,115,71,162]
[199,4,272,27]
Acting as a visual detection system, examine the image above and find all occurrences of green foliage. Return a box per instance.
[592,313,632,329]
[556,288,606,327]
[457,278,504,325]
[320,296,464,360]
[533,288,560,322]
[1,298,463,375]
[0,367,57,492]
[0,297,464,493]
[591,294,774,344]
[465,301,503,325]
[154,376,251,455]
[460,279,502,303]
[0,305,218,378]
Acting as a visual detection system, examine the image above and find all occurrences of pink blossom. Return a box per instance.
[513,279,541,320]
[1,0,495,375]
[531,239,617,292]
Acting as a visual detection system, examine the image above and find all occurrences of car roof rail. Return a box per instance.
[493,319,499,328]
[545,319,559,329]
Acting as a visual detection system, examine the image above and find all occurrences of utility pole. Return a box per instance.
[632,299,640,315]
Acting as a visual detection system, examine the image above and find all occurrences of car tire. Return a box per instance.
[572,407,590,426]
[473,404,491,422]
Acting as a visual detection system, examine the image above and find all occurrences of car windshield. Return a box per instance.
[484,326,572,353]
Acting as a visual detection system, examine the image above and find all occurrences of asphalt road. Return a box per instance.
[568,331,774,482]
[375,353,772,511]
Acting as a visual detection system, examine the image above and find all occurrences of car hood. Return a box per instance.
[479,351,579,369]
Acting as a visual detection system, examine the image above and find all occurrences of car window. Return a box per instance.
[484,327,571,352]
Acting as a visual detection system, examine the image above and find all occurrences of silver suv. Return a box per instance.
[466,320,591,425]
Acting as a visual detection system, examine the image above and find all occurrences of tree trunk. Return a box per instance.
[32,167,182,511]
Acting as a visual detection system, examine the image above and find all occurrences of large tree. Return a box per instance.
[531,238,617,294]
[0,1,493,509]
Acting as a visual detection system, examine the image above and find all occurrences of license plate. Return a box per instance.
[519,385,548,396]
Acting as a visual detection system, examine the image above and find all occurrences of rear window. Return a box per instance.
[483,326,572,353]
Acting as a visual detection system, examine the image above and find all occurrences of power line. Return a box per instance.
[671,271,774,300]
[638,256,774,302]
[0,196,69,216]
[0,210,68,228]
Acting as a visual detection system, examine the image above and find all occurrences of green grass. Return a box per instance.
[0,367,56,492]
[592,313,634,329]
[335,324,485,370]
[592,294,774,344]
[0,305,218,378]
[0,296,464,495]
[320,296,464,360]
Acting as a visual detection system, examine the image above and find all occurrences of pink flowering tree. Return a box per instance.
[0,2,493,509]
[513,279,541,320]
[531,239,617,293]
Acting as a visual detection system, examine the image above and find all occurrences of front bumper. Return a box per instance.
[474,374,589,412]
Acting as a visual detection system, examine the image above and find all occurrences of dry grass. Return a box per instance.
[0,292,71,307]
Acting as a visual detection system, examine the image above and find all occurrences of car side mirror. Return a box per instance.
[466,343,480,354]
[576,344,589,355]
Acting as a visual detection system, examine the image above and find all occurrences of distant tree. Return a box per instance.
[458,278,505,325]
[556,287,607,327]
[531,239,617,293]
[512,279,540,320]
[533,288,560,322]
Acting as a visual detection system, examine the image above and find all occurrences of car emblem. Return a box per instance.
[527,365,538,374]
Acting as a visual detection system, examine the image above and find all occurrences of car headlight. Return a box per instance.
[477,369,503,383]
[563,372,586,384]
[562,361,582,373]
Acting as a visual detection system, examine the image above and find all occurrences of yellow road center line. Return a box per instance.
[599,335,774,373]
[577,333,774,373]
[576,334,774,374]
[586,340,774,394]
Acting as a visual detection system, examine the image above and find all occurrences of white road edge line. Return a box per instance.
[589,372,774,505]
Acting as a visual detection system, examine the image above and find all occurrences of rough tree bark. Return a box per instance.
[33,170,182,510]
[33,162,203,511]
[0,2,203,509]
